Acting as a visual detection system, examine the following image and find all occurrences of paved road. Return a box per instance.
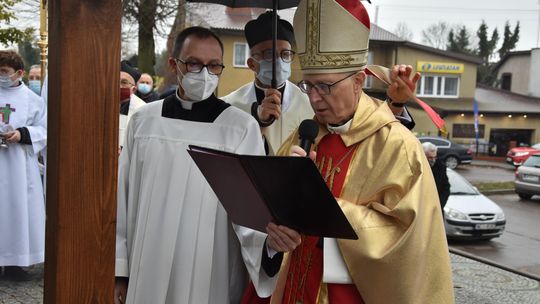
[449,194,540,278]
[455,162,515,184]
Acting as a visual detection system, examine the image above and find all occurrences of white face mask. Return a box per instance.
[0,73,18,88]
[255,58,291,87]
[177,66,219,101]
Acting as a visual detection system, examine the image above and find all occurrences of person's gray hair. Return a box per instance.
[29,64,41,71]
[422,142,438,153]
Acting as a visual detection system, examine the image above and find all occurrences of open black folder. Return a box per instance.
[187,145,358,240]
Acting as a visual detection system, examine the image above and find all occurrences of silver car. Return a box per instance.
[515,154,540,200]
[443,169,506,240]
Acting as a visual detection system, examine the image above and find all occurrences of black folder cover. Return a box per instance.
[187,145,358,240]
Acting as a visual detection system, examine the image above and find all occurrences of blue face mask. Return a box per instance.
[28,80,41,95]
[137,83,152,95]
[255,58,291,87]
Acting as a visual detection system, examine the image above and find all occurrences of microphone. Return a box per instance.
[298,119,319,155]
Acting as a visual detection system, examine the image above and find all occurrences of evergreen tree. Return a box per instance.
[498,21,520,59]
[447,26,473,55]
[476,21,499,85]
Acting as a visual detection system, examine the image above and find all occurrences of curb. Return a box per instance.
[480,189,515,195]
[468,163,515,171]
[449,247,540,282]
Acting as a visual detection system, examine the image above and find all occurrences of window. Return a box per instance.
[233,42,249,68]
[452,124,485,138]
[417,75,459,98]
[420,138,450,147]
[364,51,374,88]
[501,73,512,91]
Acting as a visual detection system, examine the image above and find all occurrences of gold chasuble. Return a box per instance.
[273,93,454,304]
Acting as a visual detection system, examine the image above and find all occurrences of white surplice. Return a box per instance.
[116,100,278,304]
[0,83,47,266]
[119,94,146,147]
[222,80,314,155]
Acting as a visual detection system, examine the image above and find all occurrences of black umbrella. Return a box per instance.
[186,0,300,89]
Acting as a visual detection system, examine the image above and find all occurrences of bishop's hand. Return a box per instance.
[266,222,301,252]
[387,64,420,105]
[290,145,316,161]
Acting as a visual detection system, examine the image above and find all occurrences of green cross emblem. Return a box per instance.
[0,104,16,124]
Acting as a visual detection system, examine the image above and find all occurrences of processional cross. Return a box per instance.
[0,104,16,124]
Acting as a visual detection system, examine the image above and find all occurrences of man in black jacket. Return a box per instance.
[423,142,450,216]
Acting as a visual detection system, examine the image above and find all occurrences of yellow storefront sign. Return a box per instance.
[417,61,464,74]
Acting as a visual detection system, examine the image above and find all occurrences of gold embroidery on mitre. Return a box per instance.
[299,0,368,71]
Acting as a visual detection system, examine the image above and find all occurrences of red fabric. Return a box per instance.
[316,134,355,197]
[328,283,365,303]
[411,95,446,130]
[335,0,370,29]
[281,236,323,304]
[240,282,270,304]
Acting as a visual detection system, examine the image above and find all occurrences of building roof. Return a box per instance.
[186,3,405,41]
[416,84,540,115]
[400,41,482,65]
[493,50,531,72]
[187,3,482,65]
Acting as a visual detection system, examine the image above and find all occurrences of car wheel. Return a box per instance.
[518,193,533,200]
[445,156,459,169]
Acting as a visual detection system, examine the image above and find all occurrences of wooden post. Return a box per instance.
[44,1,121,303]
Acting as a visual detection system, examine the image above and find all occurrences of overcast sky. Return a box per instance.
[364,0,540,51]
[5,1,540,55]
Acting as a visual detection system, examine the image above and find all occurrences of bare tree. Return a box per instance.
[122,0,178,74]
[422,22,451,50]
[394,22,413,41]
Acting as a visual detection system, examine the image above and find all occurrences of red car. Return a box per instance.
[506,142,540,166]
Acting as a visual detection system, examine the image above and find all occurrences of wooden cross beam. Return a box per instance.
[44,1,121,302]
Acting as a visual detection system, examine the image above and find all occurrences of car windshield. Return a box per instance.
[447,169,477,195]
[523,155,540,167]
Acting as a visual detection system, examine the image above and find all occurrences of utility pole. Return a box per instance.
[537,0,540,47]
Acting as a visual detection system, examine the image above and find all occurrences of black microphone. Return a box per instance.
[298,119,319,155]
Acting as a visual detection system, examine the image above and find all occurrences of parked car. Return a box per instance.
[418,137,473,169]
[443,169,506,240]
[514,154,540,199]
[506,142,540,167]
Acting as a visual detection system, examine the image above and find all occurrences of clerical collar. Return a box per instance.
[254,81,285,91]
[175,89,204,110]
[327,119,352,134]
[162,92,230,123]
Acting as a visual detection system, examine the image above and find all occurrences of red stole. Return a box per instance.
[241,134,364,304]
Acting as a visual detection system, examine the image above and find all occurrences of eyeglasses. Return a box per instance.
[251,49,295,63]
[298,73,357,95]
[176,58,225,75]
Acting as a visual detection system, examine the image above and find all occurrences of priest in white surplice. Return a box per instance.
[0,50,47,281]
[119,70,145,149]
[221,12,313,155]
[115,27,300,304]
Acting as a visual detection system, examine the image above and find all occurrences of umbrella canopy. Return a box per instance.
[187,0,298,9]
[187,0,300,88]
